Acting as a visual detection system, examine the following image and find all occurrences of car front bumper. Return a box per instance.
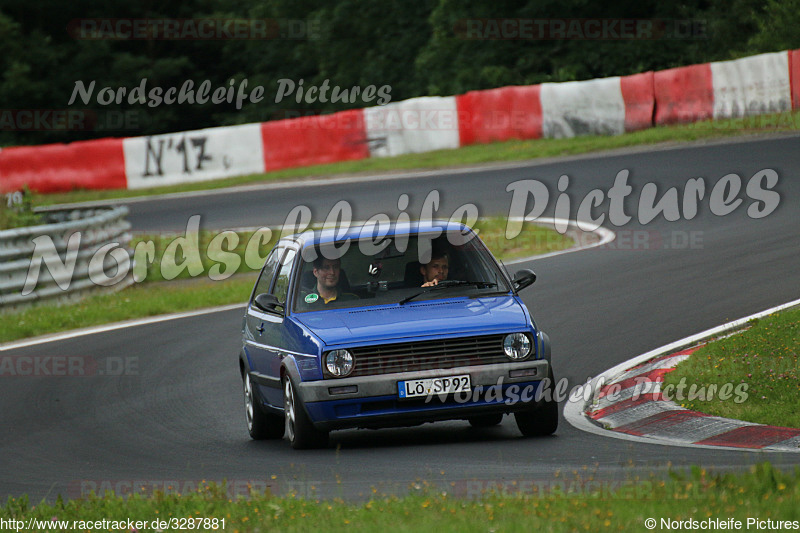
[298,359,551,431]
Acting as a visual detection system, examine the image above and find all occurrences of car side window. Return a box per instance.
[251,246,284,302]
[273,249,297,306]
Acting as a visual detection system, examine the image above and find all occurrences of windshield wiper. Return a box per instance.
[398,280,497,305]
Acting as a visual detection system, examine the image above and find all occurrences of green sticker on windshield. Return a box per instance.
[305,293,319,304]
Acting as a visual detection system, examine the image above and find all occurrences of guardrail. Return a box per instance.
[0,206,133,311]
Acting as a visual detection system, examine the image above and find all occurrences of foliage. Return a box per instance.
[746,0,800,54]
[1,0,799,147]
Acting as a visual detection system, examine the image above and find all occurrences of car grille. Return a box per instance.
[347,334,510,377]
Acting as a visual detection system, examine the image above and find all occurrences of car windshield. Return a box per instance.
[292,230,511,313]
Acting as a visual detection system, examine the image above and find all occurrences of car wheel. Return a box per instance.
[243,372,284,440]
[284,375,329,449]
[468,413,504,428]
[514,369,559,437]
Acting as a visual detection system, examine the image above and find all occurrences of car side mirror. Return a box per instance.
[253,293,283,313]
[512,269,536,292]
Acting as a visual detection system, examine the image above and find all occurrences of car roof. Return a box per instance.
[278,220,476,249]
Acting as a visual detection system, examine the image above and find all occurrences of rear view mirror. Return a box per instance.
[512,269,536,292]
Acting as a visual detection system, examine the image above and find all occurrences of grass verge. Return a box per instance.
[32,110,800,207]
[2,463,799,532]
[0,189,43,230]
[0,276,256,343]
[663,306,800,428]
[0,218,573,344]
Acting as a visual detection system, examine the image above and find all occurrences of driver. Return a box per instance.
[300,257,358,308]
[420,252,449,287]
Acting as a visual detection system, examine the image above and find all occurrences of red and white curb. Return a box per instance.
[588,345,800,451]
[564,297,800,452]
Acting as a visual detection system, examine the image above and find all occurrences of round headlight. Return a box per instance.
[503,333,531,360]
[325,349,354,377]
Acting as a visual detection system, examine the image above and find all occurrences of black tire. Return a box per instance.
[284,375,329,449]
[514,369,559,437]
[468,413,504,428]
[243,372,284,440]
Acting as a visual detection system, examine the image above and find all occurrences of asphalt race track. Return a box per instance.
[2,134,799,501]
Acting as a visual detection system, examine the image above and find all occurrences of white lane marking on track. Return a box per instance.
[504,217,615,265]
[564,296,800,452]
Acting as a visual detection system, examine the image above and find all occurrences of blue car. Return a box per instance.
[239,221,557,449]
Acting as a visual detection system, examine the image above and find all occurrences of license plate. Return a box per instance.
[398,374,471,399]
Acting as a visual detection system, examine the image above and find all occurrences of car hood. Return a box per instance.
[292,296,529,347]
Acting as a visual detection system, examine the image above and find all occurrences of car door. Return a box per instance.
[244,245,289,407]
[264,247,298,396]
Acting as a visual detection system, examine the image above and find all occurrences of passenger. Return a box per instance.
[420,252,449,287]
[300,257,358,308]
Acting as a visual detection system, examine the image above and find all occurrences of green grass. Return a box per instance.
[32,109,800,207]
[663,306,800,428]
[2,464,799,532]
[0,276,256,343]
[0,219,572,344]
[0,207,43,231]
[476,216,574,260]
[129,229,272,283]
[0,189,43,230]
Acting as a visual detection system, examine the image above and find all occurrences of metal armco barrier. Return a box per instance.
[0,206,132,311]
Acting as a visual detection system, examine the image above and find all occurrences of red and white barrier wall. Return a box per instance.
[654,63,714,125]
[123,123,265,190]
[456,85,543,146]
[711,51,791,118]
[260,109,369,171]
[542,77,626,138]
[0,138,126,193]
[1,49,799,194]
[364,97,460,158]
[656,50,793,124]
[620,71,655,132]
[792,50,800,110]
